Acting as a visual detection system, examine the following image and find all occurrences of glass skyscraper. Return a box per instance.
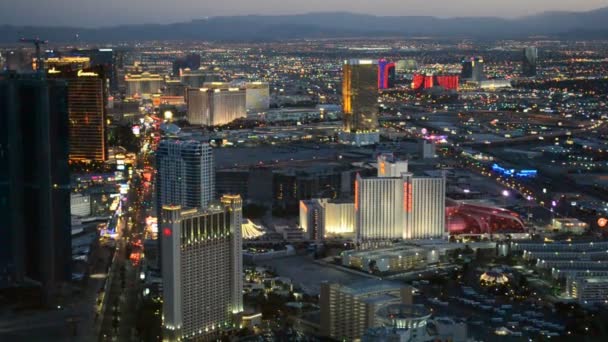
[0,73,71,292]
[522,47,538,77]
[342,59,379,134]
[156,139,215,215]
[461,57,484,82]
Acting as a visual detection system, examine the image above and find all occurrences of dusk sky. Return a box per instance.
[1,0,606,27]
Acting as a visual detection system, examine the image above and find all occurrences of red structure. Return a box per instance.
[412,74,459,91]
[446,199,525,235]
[412,74,426,90]
[436,75,459,90]
[378,59,396,89]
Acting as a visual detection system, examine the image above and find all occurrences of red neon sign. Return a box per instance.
[354,179,359,211]
[407,183,413,212]
[403,182,413,212]
[163,228,172,237]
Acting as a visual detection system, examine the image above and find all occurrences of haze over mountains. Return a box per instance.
[1,8,608,43]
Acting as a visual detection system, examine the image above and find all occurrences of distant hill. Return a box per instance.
[2,9,608,43]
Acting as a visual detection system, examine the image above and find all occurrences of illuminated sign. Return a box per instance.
[354,179,359,211]
[403,182,413,212]
[48,67,61,74]
[492,163,537,178]
[119,183,129,195]
[146,216,158,233]
[163,228,172,237]
[152,97,161,107]
[77,69,99,77]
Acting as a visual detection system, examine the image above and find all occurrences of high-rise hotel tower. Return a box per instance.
[355,155,445,243]
[161,195,243,341]
[341,59,379,146]
[156,139,215,216]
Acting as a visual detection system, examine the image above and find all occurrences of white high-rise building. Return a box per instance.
[221,195,244,315]
[156,139,215,215]
[403,174,446,239]
[161,198,243,341]
[355,157,446,242]
[187,87,246,126]
[377,154,408,177]
[356,175,405,241]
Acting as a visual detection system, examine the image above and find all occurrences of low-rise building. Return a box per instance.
[342,246,431,273]
[362,307,469,342]
[320,280,413,341]
[568,277,608,305]
[551,218,589,235]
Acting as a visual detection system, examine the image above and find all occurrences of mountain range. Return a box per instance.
[2,8,608,43]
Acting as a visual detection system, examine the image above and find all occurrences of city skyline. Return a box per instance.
[1,0,606,27]
[3,3,608,339]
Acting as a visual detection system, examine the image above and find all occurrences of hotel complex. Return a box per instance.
[300,154,446,243]
[125,72,164,97]
[160,197,243,341]
[187,86,246,126]
[356,155,446,242]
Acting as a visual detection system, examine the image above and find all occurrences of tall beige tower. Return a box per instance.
[221,194,244,316]
[161,202,243,341]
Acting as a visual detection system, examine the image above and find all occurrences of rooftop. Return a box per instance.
[334,279,405,297]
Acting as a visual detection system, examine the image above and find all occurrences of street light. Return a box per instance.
[501,190,510,207]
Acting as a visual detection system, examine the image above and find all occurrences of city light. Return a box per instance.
[4,6,608,342]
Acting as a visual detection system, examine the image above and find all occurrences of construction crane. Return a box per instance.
[19,37,48,72]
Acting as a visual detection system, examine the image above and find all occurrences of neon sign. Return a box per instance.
[492,164,537,178]
[78,69,99,77]
[354,179,359,211]
[403,182,412,212]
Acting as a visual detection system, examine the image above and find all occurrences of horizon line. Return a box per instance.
[2,6,606,30]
